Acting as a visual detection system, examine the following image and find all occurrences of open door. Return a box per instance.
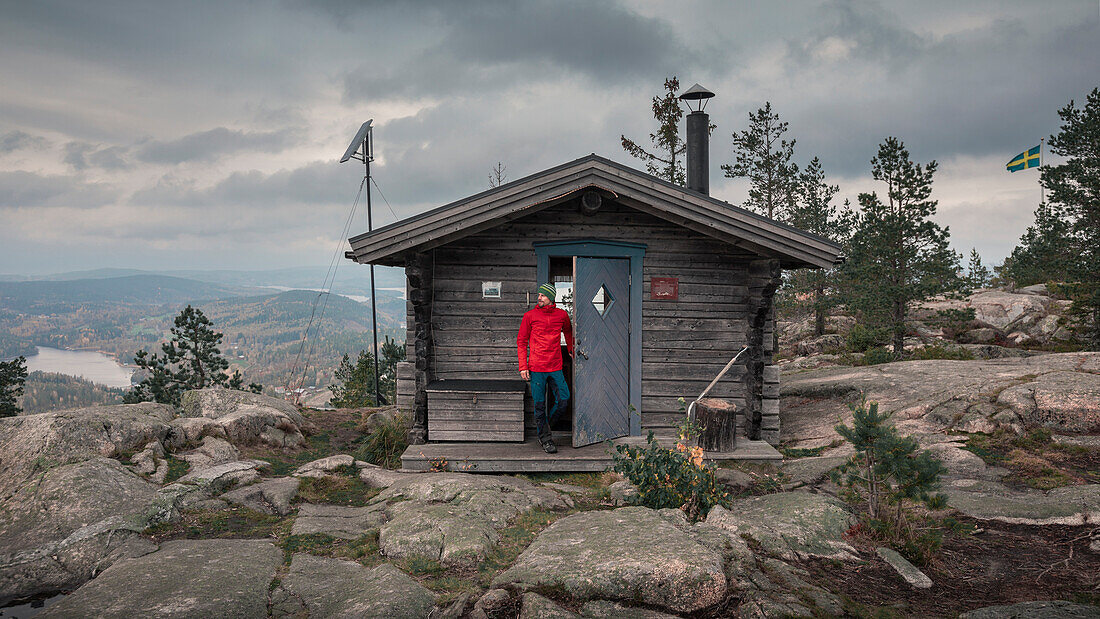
[572,256,631,447]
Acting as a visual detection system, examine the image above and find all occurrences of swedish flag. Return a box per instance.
[1007,145,1040,172]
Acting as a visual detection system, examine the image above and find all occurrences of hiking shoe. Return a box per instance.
[541,439,558,454]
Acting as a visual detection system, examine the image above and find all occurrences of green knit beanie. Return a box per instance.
[537,282,556,301]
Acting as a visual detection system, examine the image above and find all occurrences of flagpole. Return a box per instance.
[1039,137,1044,205]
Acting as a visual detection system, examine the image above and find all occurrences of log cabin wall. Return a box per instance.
[401,198,781,442]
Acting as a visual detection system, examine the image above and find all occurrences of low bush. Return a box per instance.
[846,324,891,352]
[860,346,896,365]
[353,411,409,469]
[610,429,728,522]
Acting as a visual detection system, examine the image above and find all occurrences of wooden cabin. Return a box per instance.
[347,151,842,472]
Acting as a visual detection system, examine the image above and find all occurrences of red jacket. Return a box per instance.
[517,303,574,372]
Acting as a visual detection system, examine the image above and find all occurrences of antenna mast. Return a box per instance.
[341,121,383,406]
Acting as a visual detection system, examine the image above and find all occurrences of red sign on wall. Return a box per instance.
[651,277,679,300]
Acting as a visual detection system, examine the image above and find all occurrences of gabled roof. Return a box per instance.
[347,154,843,268]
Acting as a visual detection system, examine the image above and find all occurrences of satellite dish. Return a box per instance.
[340,120,373,163]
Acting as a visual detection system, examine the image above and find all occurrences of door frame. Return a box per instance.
[533,238,645,436]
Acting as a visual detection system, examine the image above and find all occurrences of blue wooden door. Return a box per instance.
[573,257,631,447]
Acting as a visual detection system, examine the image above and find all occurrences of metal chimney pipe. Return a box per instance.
[685,110,710,195]
[679,83,715,196]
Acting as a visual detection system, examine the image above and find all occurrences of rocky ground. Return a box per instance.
[1,359,1098,618]
[779,285,1079,366]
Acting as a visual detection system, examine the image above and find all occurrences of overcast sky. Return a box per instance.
[1,0,1096,276]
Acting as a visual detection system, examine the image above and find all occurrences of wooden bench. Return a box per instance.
[426,379,527,442]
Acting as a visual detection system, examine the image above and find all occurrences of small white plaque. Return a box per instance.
[482,281,502,298]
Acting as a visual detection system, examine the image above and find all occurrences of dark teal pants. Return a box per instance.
[530,370,569,441]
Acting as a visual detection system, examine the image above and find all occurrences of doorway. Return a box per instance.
[534,239,646,448]
[572,256,631,446]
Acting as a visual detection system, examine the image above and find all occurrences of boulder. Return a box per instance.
[221,476,300,516]
[0,403,174,499]
[733,555,845,617]
[1017,283,1049,296]
[608,479,639,506]
[715,467,755,492]
[997,371,1100,433]
[494,507,727,614]
[473,588,513,615]
[924,444,1005,481]
[37,539,281,618]
[961,600,1100,618]
[0,457,158,604]
[148,460,268,523]
[946,479,1100,525]
[961,328,999,344]
[704,492,857,561]
[165,416,226,450]
[273,553,435,618]
[293,454,355,478]
[130,440,168,483]
[781,456,849,487]
[178,436,240,469]
[373,473,570,566]
[179,388,309,448]
[290,503,387,539]
[876,547,932,589]
[359,463,411,488]
[521,592,580,619]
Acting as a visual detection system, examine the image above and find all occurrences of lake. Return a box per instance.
[24,347,135,389]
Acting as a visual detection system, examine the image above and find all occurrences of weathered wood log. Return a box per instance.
[694,398,737,452]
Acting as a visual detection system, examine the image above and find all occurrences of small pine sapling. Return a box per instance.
[832,395,947,553]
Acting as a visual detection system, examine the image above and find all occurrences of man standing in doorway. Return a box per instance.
[517,282,573,453]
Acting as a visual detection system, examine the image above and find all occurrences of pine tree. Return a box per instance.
[124,305,259,406]
[621,77,688,185]
[785,157,853,336]
[1041,88,1100,348]
[965,248,991,292]
[998,202,1077,287]
[0,355,28,417]
[834,396,946,529]
[330,350,378,408]
[843,137,963,356]
[722,102,799,220]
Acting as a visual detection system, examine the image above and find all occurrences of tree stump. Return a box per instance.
[694,398,737,452]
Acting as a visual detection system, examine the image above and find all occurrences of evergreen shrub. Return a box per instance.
[610,428,728,522]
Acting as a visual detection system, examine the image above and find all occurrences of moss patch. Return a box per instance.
[145,505,291,542]
[965,427,1099,489]
[279,530,383,567]
[296,475,381,507]
[164,455,190,483]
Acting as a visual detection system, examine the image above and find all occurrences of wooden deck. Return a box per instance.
[400,430,782,473]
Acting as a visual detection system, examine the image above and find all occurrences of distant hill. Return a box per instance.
[0,275,261,312]
[20,371,126,414]
[0,266,407,295]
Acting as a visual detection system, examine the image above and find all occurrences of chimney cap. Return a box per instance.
[679,83,715,101]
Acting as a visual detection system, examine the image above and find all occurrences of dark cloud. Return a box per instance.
[134,127,300,164]
[0,130,49,153]
[129,160,364,208]
[342,0,690,101]
[0,170,119,208]
[63,142,131,170]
